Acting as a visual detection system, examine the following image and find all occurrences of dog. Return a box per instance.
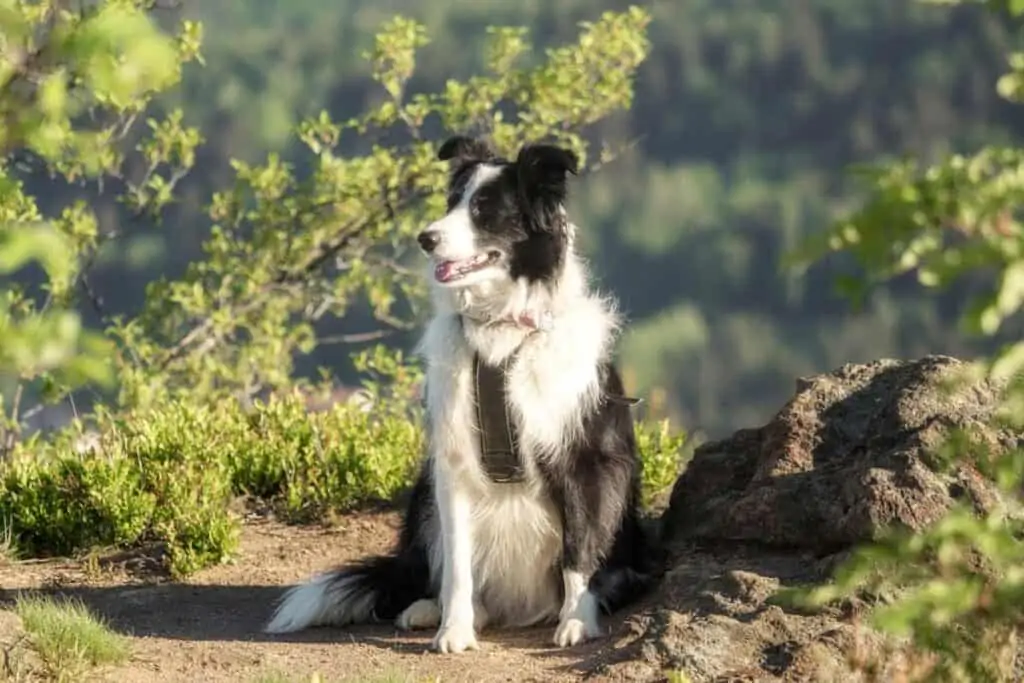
[264,135,655,653]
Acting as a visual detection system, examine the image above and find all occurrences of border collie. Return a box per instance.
[264,136,654,653]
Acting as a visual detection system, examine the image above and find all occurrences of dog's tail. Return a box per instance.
[264,553,428,634]
[592,566,656,615]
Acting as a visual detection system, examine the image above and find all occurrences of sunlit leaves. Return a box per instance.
[791,146,1024,336]
[0,1,200,430]
[485,26,531,75]
[118,7,652,407]
[363,16,430,101]
[787,1,1024,678]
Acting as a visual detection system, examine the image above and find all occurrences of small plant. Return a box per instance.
[636,418,689,507]
[13,594,129,683]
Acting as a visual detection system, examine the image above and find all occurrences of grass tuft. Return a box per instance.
[13,594,129,682]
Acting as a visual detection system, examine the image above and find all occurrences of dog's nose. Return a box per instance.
[417,230,441,253]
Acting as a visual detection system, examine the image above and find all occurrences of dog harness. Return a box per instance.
[471,350,643,486]
[473,353,526,483]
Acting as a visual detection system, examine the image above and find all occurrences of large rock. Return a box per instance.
[662,354,1013,551]
[595,356,1020,682]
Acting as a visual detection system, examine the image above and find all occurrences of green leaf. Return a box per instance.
[0,222,75,283]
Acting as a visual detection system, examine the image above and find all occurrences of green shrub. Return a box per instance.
[228,394,423,521]
[0,451,155,558]
[635,418,689,507]
[0,388,423,576]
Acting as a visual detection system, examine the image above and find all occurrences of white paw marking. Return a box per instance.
[552,613,603,648]
[432,620,479,654]
[553,585,602,648]
[396,599,441,631]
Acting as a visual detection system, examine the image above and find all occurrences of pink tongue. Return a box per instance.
[435,261,456,282]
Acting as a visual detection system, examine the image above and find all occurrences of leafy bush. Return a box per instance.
[0,380,423,575]
[635,418,689,507]
[0,345,684,575]
[787,1,1024,680]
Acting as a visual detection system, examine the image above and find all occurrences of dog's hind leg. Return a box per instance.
[397,599,441,630]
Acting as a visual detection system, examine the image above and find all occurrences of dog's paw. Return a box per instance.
[396,599,441,631]
[432,621,479,654]
[552,613,602,648]
[553,592,602,648]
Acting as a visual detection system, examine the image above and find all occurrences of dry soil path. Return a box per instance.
[0,512,653,683]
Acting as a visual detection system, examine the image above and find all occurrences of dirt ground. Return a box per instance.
[0,512,658,683]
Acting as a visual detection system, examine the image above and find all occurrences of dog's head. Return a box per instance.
[417,135,578,290]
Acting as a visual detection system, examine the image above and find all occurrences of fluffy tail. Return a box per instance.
[592,513,665,615]
[592,566,656,615]
[264,554,428,634]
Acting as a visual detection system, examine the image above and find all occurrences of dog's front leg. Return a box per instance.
[431,470,478,653]
[550,467,615,648]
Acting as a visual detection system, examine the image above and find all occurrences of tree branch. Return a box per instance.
[155,182,430,371]
[318,329,395,345]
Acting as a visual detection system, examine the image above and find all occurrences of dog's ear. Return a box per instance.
[516,143,578,231]
[517,143,578,178]
[437,135,497,164]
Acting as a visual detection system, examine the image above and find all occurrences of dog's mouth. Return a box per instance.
[434,251,501,283]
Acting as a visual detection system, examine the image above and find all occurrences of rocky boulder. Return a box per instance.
[663,354,1012,550]
[595,356,1020,682]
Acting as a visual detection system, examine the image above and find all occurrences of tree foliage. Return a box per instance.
[0,0,201,452]
[5,0,1016,438]
[789,1,1024,679]
[158,0,1024,437]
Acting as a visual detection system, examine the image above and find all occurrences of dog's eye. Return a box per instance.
[469,200,481,219]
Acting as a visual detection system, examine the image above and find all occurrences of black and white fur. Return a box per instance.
[264,136,654,653]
